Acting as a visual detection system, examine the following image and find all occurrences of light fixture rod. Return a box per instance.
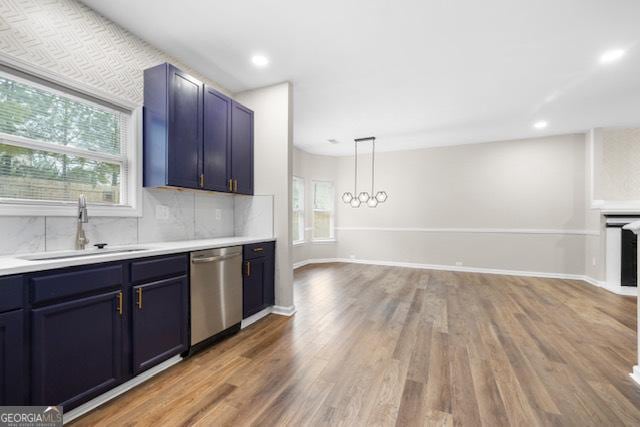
[371,138,375,196]
[354,136,376,143]
[354,138,358,194]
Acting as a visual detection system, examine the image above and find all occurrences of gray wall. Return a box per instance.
[295,134,600,277]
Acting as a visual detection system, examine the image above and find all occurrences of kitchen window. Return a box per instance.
[312,180,335,241]
[292,176,305,244]
[0,68,139,216]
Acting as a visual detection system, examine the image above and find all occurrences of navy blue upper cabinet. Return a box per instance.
[144,63,203,189]
[231,101,254,195]
[0,310,25,405]
[144,64,254,194]
[31,290,123,410]
[203,86,232,192]
[132,275,188,374]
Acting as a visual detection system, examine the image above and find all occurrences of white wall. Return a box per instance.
[235,83,294,310]
[295,134,598,276]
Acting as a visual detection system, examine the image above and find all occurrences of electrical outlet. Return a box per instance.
[455,261,463,266]
[155,205,170,220]
[215,209,222,220]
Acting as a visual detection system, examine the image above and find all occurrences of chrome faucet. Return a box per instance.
[75,194,89,250]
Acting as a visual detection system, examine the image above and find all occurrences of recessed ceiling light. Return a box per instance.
[599,49,626,64]
[327,139,340,144]
[251,55,269,67]
[533,120,548,129]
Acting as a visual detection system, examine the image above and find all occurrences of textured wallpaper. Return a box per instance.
[0,0,250,255]
[0,0,227,105]
[600,128,640,201]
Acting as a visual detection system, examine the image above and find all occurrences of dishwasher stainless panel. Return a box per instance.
[190,246,242,347]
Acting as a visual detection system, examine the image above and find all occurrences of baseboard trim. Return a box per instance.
[294,258,636,296]
[241,306,273,329]
[631,366,640,388]
[63,355,183,423]
[581,276,637,296]
[272,305,296,316]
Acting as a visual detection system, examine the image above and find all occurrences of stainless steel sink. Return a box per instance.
[19,248,149,261]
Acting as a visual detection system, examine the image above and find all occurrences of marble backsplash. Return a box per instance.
[0,188,274,256]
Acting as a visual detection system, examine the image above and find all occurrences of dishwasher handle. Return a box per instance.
[191,253,241,264]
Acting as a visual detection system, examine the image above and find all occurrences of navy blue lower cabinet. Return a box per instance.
[243,257,266,318]
[132,276,188,374]
[31,290,123,410]
[0,309,25,405]
[242,242,276,318]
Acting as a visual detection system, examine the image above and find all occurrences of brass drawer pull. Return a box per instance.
[246,261,251,276]
[228,179,233,192]
[137,288,143,309]
[233,179,238,192]
[116,291,123,315]
[253,247,264,252]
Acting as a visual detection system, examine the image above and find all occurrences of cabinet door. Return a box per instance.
[231,101,254,195]
[203,86,232,192]
[0,310,25,405]
[168,65,203,189]
[132,276,188,374]
[31,291,123,410]
[243,257,265,318]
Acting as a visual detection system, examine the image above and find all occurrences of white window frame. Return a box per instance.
[0,64,141,217]
[292,176,305,245]
[312,180,336,242]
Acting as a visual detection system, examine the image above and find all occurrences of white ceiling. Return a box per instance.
[82,0,640,156]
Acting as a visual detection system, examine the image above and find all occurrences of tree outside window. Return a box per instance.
[0,71,129,206]
[312,181,335,241]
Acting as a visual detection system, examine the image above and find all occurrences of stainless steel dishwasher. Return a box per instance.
[190,246,243,351]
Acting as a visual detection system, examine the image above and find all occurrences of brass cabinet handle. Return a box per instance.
[199,174,204,188]
[246,261,251,276]
[228,178,233,192]
[137,288,143,309]
[233,179,238,192]
[116,291,123,315]
[253,247,264,252]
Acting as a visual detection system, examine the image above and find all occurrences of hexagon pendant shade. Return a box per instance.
[342,136,387,208]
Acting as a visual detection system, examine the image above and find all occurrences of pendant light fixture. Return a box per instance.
[341,136,387,208]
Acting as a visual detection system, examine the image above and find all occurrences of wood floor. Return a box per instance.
[72,263,640,426]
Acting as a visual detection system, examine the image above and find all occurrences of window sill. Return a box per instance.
[312,239,337,244]
[0,201,142,217]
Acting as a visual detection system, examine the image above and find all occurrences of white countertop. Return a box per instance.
[0,236,276,277]
[623,221,640,234]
